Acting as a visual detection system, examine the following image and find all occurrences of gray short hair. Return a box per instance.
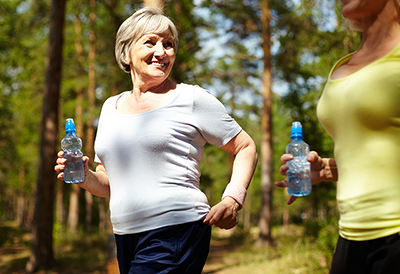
[345,0,400,31]
[115,8,179,73]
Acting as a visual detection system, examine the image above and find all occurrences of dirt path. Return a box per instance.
[202,239,232,274]
[0,227,238,274]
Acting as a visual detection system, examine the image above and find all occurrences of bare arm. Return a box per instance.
[204,130,258,229]
[79,162,110,197]
[55,151,110,197]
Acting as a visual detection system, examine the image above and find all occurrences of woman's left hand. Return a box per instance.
[203,197,239,229]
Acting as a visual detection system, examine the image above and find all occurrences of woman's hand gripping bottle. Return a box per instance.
[61,118,84,183]
[285,121,312,196]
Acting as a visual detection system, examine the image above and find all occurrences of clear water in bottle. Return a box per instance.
[285,122,312,196]
[61,118,84,183]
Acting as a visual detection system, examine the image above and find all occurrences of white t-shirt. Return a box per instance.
[94,83,242,235]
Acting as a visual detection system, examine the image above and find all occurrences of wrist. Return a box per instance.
[322,158,338,181]
[222,182,247,210]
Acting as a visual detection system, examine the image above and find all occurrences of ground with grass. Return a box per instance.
[203,226,331,274]
[0,223,334,274]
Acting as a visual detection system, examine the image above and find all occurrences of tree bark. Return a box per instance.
[84,0,97,234]
[26,0,67,271]
[257,0,274,247]
[144,0,164,11]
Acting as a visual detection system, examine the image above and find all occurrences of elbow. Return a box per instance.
[245,138,258,166]
[252,142,259,166]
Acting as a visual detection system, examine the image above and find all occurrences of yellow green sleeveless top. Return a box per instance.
[317,42,400,241]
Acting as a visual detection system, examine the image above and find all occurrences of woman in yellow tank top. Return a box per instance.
[276,0,400,273]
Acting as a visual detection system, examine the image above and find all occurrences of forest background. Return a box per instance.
[0,0,361,273]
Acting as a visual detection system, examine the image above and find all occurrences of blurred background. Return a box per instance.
[0,0,360,273]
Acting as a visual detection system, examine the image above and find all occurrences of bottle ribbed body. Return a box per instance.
[61,119,84,183]
[285,122,311,196]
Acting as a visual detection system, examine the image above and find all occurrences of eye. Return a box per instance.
[144,39,156,46]
[163,41,174,49]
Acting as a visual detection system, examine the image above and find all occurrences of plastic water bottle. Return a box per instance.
[285,121,311,196]
[61,118,84,183]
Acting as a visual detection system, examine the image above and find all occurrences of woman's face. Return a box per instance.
[129,31,176,83]
[341,0,388,20]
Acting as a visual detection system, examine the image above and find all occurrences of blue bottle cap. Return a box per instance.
[65,118,76,134]
[290,121,303,139]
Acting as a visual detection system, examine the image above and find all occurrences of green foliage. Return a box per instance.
[0,223,27,247]
[0,0,48,221]
[1,2,356,267]
[316,218,339,270]
[197,0,358,235]
[207,225,333,273]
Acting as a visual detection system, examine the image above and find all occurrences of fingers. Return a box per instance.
[82,156,90,169]
[278,154,293,176]
[280,153,293,163]
[204,199,239,229]
[307,150,318,161]
[275,180,287,188]
[287,196,298,205]
[279,164,289,176]
[55,158,65,181]
[307,151,322,166]
[275,152,319,206]
[55,150,66,181]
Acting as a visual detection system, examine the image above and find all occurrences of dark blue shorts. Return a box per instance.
[330,232,400,274]
[114,220,211,274]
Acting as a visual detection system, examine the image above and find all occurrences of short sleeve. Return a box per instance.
[192,86,242,147]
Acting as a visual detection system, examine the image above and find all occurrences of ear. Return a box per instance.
[121,45,132,72]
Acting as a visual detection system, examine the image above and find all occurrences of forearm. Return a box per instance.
[79,167,110,197]
[230,145,258,189]
[219,130,258,209]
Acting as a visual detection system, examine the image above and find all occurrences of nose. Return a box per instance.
[154,42,166,57]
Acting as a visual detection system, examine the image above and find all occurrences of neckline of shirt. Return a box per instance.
[112,83,185,117]
[328,40,400,82]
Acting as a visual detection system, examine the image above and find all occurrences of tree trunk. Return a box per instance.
[66,87,83,234]
[99,197,108,233]
[67,184,80,233]
[144,0,164,11]
[85,0,97,234]
[283,189,290,232]
[56,181,64,235]
[85,190,93,234]
[67,86,83,234]
[16,169,25,227]
[26,0,67,271]
[244,184,252,231]
[257,0,274,247]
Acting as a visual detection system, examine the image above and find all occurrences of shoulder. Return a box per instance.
[177,83,211,94]
[102,91,129,108]
[177,83,218,105]
[180,84,219,103]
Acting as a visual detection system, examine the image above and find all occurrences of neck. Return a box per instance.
[130,79,177,100]
[358,1,400,49]
[130,72,174,94]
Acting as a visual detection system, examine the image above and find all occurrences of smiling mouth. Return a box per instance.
[149,61,166,67]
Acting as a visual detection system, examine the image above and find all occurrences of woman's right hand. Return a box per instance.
[275,151,337,205]
[55,151,66,181]
[54,151,89,182]
[55,151,110,197]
